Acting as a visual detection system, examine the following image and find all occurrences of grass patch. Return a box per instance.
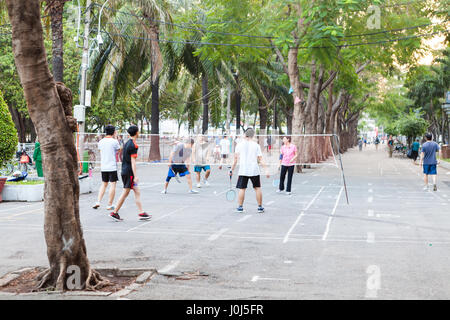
[5,180,44,185]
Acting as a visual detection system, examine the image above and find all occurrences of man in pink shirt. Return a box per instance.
[277,136,298,195]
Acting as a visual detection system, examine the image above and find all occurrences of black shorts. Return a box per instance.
[121,174,135,189]
[221,154,229,159]
[101,171,118,183]
[236,175,261,189]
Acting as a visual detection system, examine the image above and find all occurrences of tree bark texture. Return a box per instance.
[6,0,107,291]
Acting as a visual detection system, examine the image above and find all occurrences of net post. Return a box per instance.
[333,134,349,205]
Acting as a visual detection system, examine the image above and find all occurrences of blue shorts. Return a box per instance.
[166,165,189,182]
[194,165,211,172]
[423,164,437,175]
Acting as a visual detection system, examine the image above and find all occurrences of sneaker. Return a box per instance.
[106,205,115,210]
[257,206,265,213]
[175,175,181,183]
[110,212,123,222]
[433,184,437,191]
[203,180,210,186]
[236,206,244,213]
[422,185,429,191]
[189,189,199,194]
[92,202,100,209]
[196,183,202,188]
[276,189,283,193]
[161,189,167,194]
[138,212,151,221]
[286,191,292,195]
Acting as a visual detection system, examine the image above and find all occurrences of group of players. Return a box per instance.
[92,125,298,222]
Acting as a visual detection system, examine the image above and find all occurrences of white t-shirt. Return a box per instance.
[98,137,120,172]
[235,139,262,177]
[220,138,230,155]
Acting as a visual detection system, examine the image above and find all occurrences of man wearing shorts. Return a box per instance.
[161,138,199,194]
[230,128,270,213]
[193,135,211,188]
[93,125,120,210]
[110,125,150,221]
[420,133,440,191]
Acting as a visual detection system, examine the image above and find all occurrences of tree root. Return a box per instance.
[33,267,111,292]
[85,269,111,291]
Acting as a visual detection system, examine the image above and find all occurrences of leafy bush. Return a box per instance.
[0,90,18,169]
[396,112,429,145]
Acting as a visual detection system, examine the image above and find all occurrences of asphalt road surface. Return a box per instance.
[1,144,450,299]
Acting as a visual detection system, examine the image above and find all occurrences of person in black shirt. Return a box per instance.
[110,125,150,221]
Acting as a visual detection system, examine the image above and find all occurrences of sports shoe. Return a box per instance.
[189,189,199,194]
[138,212,151,221]
[196,183,202,188]
[257,206,265,213]
[175,175,181,183]
[203,180,210,186]
[286,191,292,195]
[110,212,123,222]
[236,206,244,213]
[422,185,429,191]
[161,189,167,194]
[276,189,283,193]
[433,184,437,191]
[92,202,100,209]
[106,205,115,210]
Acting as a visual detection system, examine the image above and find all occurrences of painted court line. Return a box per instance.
[208,228,229,241]
[367,232,375,243]
[251,276,289,282]
[126,207,187,232]
[283,186,325,244]
[368,209,374,217]
[368,196,373,203]
[321,186,344,241]
[237,215,252,223]
[265,201,275,206]
[159,260,180,273]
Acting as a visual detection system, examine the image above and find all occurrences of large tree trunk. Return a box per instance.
[201,73,209,134]
[7,0,107,291]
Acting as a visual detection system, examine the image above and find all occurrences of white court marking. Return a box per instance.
[368,189,373,193]
[321,186,344,241]
[368,209,374,217]
[251,276,290,282]
[237,215,252,223]
[208,228,229,241]
[302,181,308,185]
[126,207,188,232]
[265,201,275,206]
[365,265,381,298]
[159,260,180,273]
[367,232,375,243]
[368,196,373,203]
[283,186,325,244]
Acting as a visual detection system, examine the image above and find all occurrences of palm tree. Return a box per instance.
[43,0,70,82]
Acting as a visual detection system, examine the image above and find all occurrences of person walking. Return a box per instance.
[374,136,380,151]
[387,135,394,158]
[358,137,363,152]
[193,135,211,188]
[420,133,440,191]
[93,125,121,210]
[33,139,43,177]
[277,136,298,195]
[110,125,150,221]
[161,138,199,194]
[411,138,420,164]
[230,128,270,213]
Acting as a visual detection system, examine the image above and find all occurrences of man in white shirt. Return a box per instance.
[93,125,121,210]
[230,128,270,213]
[218,134,230,170]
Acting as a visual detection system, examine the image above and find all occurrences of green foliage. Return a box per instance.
[0,90,18,169]
[396,112,429,141]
